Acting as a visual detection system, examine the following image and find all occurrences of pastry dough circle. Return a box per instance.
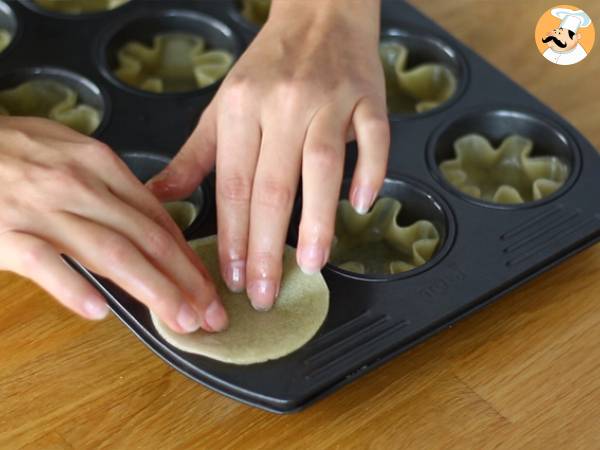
[151,236,330,365]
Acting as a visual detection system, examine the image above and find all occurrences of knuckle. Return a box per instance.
[305,142,342,171]
[143,227,174,259]
[218,174,252,203]
[221,76,253,108]
[20,242,48,269]
[103,234,133,266]
[363,116,390,141]
[274,77,309,109]
[254,178,293,210]
[84,141,112,157]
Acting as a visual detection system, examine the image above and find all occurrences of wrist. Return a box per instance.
[268,0,381,43]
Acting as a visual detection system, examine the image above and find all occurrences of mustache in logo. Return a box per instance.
[542,35,567,48]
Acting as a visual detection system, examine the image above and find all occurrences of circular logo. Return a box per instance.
[535,4,595,65]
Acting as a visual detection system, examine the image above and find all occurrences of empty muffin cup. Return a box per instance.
[21,0,131,16]
[100,10,241,95]
[0,67,106,136]
[429,108,579,207]
[328,177,454,280]
[380,28,464,116]
[119,152,205,232]
[0,1,17,54]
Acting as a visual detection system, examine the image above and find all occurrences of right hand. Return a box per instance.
[0,116,228,333]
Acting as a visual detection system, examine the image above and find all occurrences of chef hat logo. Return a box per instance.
[535,4,595,66]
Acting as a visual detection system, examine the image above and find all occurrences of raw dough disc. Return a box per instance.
[151,235,330,364]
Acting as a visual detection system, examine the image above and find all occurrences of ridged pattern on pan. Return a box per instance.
[240,0,271,26]
[380,41,457,114]
[439,134,569,204]
[0,80,101,135]
[0,29,10,53]
[33,0,130,14]
[330,197,441,275]
[114,32,234,93]
[163,201,198,231]
[151,236,329,365]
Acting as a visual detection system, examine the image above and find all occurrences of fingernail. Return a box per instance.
[352,186,376,215]
[226,259,246,293]
[176,302,201,333]
[204,300,228,332]
[83,298,109,320]
[298,244,325,275]
[247,279,277,311]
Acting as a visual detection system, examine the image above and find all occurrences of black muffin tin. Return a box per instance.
[3,0,599,413]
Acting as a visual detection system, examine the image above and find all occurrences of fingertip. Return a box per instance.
[81,296,109,321]
[247,279,278,312]
[203,299,229,332]
[176,302,202,333]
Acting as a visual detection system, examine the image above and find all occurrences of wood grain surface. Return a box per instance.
[1,1,599,448]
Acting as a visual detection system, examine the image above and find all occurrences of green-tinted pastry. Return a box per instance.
[439,134,569,204]
[151,236,330,365]
[240,0,271,26]
[34,0,129,14]
[380,41,457,114]
[330,197,441,275]
[0,29,11,53]
[164,201,198,230]
[114,32,234,93]
[0,80,101,135]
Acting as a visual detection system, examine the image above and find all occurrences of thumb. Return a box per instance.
[147,104,217,202]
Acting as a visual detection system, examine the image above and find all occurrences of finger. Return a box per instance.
[71,141,219,306]
[147,103,217,201]
[45,213,215,334]
[61,188,227,332]
[0,231,108,320]
[297,104,348,274]
[246,120,304,310]
[349,96,390,214]
[0,116,91,144]
[215,100,261,293]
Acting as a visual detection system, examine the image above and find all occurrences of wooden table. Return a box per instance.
[2,1,599,448]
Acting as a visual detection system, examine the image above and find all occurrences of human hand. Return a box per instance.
[148,0,390,310]
[0,116,227,333]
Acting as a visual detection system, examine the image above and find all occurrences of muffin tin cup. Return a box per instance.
[0,0,17,52]
[18,0,134,20]
[380,25,469,120]
[0,65,110,137]
[97,9,242,98]
[119,151,208,237]
[427,107,582,209]
[5,0,600,414]
[292,175,455,282]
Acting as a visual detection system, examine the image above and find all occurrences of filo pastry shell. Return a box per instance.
[380,41,457,114]
[0,79,101,135]
[330,197,441,275]
[114,33,234,93]
[439,134,569,204]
